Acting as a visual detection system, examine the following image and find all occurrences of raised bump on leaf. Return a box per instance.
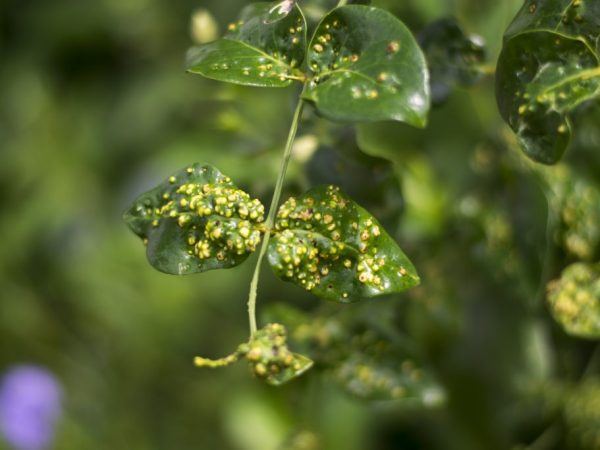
[267,185,419,302]
[123,163,265,275]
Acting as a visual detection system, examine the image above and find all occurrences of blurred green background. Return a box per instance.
[2,0,600,449]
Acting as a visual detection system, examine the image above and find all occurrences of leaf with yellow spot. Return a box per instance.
[194,323,313,386]
[302,5,430,126]
[186,2,307,88]
[267,185,420,302]
[496,0,600,164]
[123,163,265,275]
[547,262,600,339]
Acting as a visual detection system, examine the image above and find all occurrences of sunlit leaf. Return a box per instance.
[418,17,486,104]
[186,2,307,88]
[547,262,600,339]
[496,0,600,164]
[267,185,419,302]
[303,5,430,126]
[123,164,265,275]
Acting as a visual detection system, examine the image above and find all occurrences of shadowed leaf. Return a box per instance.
[496,0,600,164]
[418,17,486,104]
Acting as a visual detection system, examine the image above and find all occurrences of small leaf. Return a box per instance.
[334,354,443,402]
[565,378,600,449]
[267,302,444,403]
[418,17,486,104]
[543,165,600,261]
[123,163,265,275]
[268,185,419,302]
[186,2,307,88]
[241,323,313,385]
[496,0,600,164]
[303,5,430,126]
[547,262,600,339]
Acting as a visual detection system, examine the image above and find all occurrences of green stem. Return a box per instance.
[246,92,306,337]
[337,0,348,6]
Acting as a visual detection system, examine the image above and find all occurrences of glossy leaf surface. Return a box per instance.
[496,0,600,164]
[547,262,600,339]
[124,164,265,275]
[303,5,430,126]
[267,185,419,302]
[418,17,486,104]
[186,2,306,87]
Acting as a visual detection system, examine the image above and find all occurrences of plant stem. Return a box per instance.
[246,93,305,337]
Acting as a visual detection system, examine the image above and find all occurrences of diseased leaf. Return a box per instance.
[496,0,600,164]
[194,323,313,385]
[303,5,430,126]
[334,354,442,402]
[267,185,419,302]
[240,323,313,385]
[547,262,600,339]
[565,378,600,449]
[306,134,403,230]
[265,302,444,402]
[418,17,486,104]
[543,165,600,260]
[186,2,307,88]
[123,164,265,275]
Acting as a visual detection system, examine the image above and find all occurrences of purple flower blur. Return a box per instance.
[0,365,62,450]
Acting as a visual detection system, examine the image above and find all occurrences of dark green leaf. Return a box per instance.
[496,0,600,164]
[306,133,403,230]
[547,262,600,339]
[241,323,313,385]
[268,185,419,302]
[123,163,265,275]
[303,5,430,126]
[186,2,307,88]
[418,17,486,104]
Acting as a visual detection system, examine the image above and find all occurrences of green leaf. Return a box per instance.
[496,0,600,164]
[306,134,403,231]
[418,17,486,104]
[241,323,313,385]
[565,378,600,449]
[267,185,419,302]
[302,5,430,126]
[334,354,443,402]
[186,2,307,88]
[543,165,600,260]
[123,163,265,275]
[547,262,600,339]
[266,302,444,402]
